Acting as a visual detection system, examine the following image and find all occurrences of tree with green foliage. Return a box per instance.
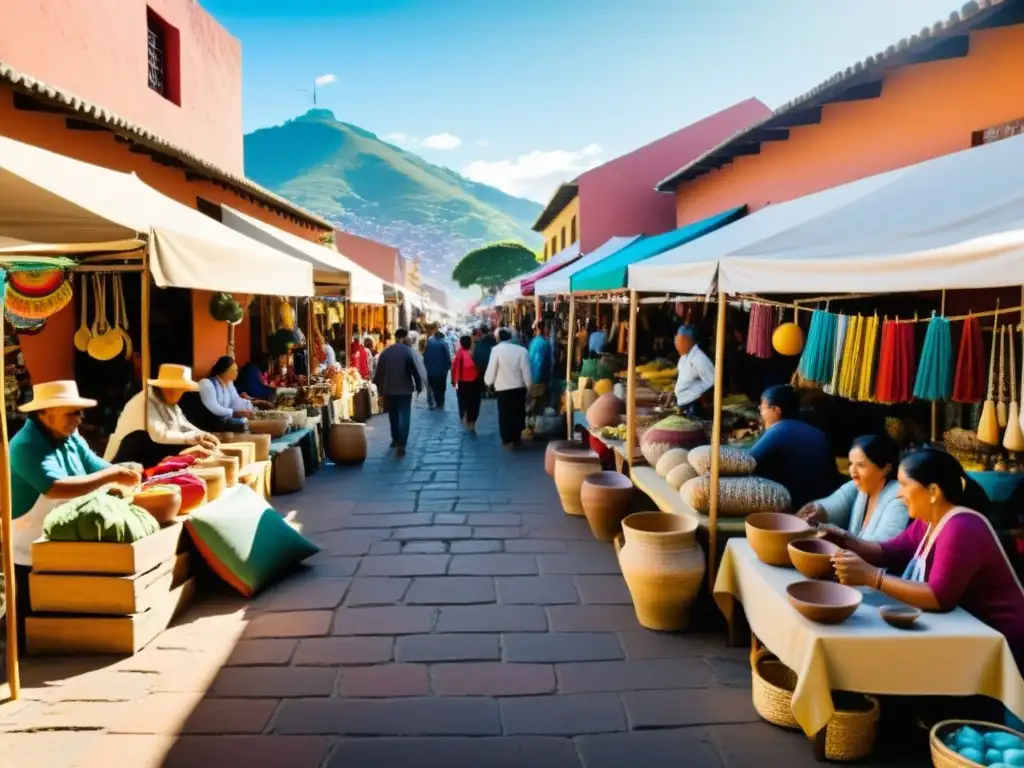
[452,241,539,295]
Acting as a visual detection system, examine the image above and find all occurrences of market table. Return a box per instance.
[713,539,1024,739]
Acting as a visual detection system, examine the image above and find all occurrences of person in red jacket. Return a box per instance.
[349,337,370,379]
[451,335,481,432]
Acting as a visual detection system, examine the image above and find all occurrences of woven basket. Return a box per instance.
[751,648,880,761]
[930,719,1024,768]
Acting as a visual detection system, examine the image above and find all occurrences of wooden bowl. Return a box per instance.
[787,538,840,580]
[132,485,183,524]
[786,580,862,624]
[879,604,922,629]
[249,419,288,438]
[745,512,814,567]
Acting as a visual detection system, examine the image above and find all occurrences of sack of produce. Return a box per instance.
[655,448,689,477]
[687,445,756,477]
[639,415,706,466]
[680,475,791,517]
[666,462,698,491]
[43,488,159,543]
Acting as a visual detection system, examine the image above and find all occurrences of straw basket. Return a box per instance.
[751,648,880,761]
[930,720,1024,768]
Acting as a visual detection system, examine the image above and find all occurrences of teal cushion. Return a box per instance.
[185,486,319,597]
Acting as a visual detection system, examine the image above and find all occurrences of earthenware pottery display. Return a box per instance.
[553,448,601,515]
[545,439,585,476]
[787,538,840,580]
[879,604,922,629]
[745,512,814,566]
[618,511,705,630]
[328,421,367,464]
[580,471,634,541]
[786,580,862,624]
[586,393,624,429]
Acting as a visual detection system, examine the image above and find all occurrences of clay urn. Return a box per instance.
[553,448,601,515]
[586,393,625,429]
[545,439,584,476]
[580,471,634,541]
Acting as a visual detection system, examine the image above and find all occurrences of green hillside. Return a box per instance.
[244,109,541,245]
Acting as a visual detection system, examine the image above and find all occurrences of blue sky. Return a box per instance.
[203,0,958,204]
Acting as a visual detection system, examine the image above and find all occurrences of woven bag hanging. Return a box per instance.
[953,315,985,403]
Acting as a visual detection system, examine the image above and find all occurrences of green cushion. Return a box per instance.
[43,489,159,543]
[185,486,319,597]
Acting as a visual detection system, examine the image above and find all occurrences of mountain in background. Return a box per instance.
[244,109,542,292]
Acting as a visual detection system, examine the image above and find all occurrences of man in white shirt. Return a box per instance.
[674,325,716,417]
[484,328,533,447]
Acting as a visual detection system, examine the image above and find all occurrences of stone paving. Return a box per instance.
[0,390,910,767]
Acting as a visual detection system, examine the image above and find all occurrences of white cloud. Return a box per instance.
[314,73,337,87]
[420,132,462,150]
[461,144,604,202]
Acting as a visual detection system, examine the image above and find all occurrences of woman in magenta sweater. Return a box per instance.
[451,335,481,432]
[827,448,1024,676]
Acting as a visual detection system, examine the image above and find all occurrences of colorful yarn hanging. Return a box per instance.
[797,309,837,384]
[745,303,776,359]
[913,314,953,402]
[5,268,73,320]
[875,319,917,404]
[837,315,864,399]
[856,314,880,402]
[952,315,985,403]
[824,314,849,395]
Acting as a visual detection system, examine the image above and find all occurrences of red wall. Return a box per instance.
[673,26,1024,227]
[0,0,244,174]
[333,230,404,285]
[577,98,770,252]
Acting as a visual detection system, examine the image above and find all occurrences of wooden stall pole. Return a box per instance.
[566,295,576,437]
[1,367,19,700]
[343,298,352,367]
[930,289,948,442]
[707,292,727,594]
[625,290,639,476]
[141,251,152,436]
[307,297,315,370]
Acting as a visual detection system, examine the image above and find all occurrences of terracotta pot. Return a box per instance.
[618,511,706,630]
[745,512,813,567]
[586,393,624,429]
[249,419,288,438]
[580,472,634,541]
[553,448,601,515]
[328,422,367,464]
[545,439,584,476]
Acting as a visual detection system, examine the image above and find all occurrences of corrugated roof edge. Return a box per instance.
[0,60,332,230]
[530,180,580,233]
[654,0,1012,192]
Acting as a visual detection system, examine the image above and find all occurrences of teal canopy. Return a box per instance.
[569,206,745,293]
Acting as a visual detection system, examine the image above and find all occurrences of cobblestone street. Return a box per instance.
[2,391,834,767]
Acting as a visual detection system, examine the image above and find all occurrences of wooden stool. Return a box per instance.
[272,446,305,495]
[328,422,367,464]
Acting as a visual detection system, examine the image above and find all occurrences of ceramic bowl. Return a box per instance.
[786,580,862,624]
[787,538,840,580]
[879,604,922,629]
[745,512,814,567]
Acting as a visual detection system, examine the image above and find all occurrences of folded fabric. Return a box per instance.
[186,486,319,597]
[142,470,208,513]
[43,488,159,543]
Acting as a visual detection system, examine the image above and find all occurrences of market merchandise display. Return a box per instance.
[681,475,791,517]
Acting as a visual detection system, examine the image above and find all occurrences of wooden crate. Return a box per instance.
[26,578,196,655]
[31,521,187,576]
[29,552,191,615]
[240,460,272,503]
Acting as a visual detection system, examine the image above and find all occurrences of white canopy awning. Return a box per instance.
[220,206,385,304]
[0,135,314,296]
[533,236,640,296]
[628,170,900,294]
[719,132,1024,295]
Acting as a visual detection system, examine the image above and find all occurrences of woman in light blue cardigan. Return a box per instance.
[797,434,910,542]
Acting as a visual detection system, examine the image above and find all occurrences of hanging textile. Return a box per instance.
[913,314,953,402]
[856,314,880,402]
[745,303,776,359]
[875,319,917,404]
[837,315,864,400]
[824,314,849,395]
[796,309,837,384]
[952,315,985,403]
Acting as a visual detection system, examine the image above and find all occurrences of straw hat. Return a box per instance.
[149,364,200,391]
[19,380,98,412]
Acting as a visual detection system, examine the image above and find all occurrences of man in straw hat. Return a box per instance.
[6,381,142,645]
[105,363,219,467]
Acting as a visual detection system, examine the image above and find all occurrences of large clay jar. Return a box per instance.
[586,393,624,429]
[639,415,707,467]
[618,511,706,631]
[578,389,599,414]
[545,439,584,476]
[329,422,367,465]
[553,448,601,515]
[580,472,634,541]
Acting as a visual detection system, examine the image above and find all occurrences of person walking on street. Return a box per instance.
[452,334,481,432]
[484,328,532,448]
[473,325,497,399]
[423,329,452,410]
[528,321,552,426]
[372,328,423,457]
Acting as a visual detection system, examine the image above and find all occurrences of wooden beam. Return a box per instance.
[765,107,822,129]
[906,34,969,65]
[707,292,727,593]
[625,290,638,475]
[11,91,65,114]
[65,117,110,132]
[822,79,883,105]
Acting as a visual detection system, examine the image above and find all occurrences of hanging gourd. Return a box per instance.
[953,314,985,403]
[913,313,953,402]
[772,317,804,357]
[978,318,1001,446]
[209,292,245,325]
[1004,325,1024,453]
